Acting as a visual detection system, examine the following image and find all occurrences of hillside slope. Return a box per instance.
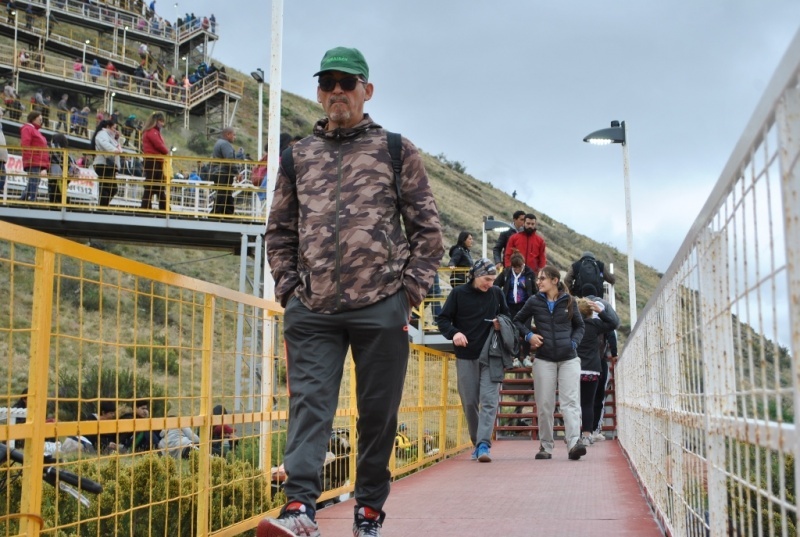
[93,69,660,335]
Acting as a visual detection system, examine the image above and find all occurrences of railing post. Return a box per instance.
[195,294,215,537]
[775,84,800,525]
[18,248,56,536]
[698,227,734,535]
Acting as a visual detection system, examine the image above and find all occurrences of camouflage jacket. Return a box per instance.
[266,115,444,314]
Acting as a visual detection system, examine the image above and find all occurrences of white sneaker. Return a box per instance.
[522,356,533,367]
[591,431,606,442]
[258,502,320,537]
[511,358,522,368]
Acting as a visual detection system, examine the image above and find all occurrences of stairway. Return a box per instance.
[495,366,537,439]
[494,358,619,440]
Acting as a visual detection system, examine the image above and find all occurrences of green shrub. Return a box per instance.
[57,366,168,421]
[0,453,279,536]
[134,344,180,376]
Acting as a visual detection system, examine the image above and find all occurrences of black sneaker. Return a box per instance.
[568,442,587,460]
[257,501,320,537]
[353,505,384,537]
[535,447,552,460]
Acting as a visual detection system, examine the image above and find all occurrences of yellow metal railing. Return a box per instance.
[0,43,243,106]
[0,220,468,536]
[1,146,271,222]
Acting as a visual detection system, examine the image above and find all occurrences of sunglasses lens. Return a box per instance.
[339,77,358,91]
[318,76,360,91]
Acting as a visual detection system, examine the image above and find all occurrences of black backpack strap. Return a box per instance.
[386,131,403,209]
[282,134,401,197]
[280,146,295,184]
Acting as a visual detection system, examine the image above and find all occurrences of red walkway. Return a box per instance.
[315,439,663,536]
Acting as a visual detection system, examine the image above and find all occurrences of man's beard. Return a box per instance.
[328,99,351,124]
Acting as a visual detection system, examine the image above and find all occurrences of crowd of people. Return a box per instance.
[437,210,620,466]
[55,399,238,460]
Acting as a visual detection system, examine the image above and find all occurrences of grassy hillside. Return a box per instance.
[57,64,661,336]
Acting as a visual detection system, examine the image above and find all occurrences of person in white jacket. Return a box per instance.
[91,118,122,206]
[158,426,200,459]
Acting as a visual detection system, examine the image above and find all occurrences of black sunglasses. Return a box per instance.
[318,76,364,92]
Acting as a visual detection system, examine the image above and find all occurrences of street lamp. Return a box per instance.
[583,120,637,327]
[12,11,17,70]
[82,39,90,67]
[251,68,265,159]
[482,216,511,259]
[122,26,128,62]
[108,91,116,114]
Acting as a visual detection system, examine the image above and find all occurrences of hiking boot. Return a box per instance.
[258,501,320,537]
[535,447,551,460]
[476,442,491,462]
[568,442,587,460]
[591,431,606,442]
[522,356,533,368]
[353,505,383,537]
[512,357,522,368]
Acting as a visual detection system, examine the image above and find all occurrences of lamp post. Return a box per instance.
[12,11,17,70]
[583,120,637,327]
[482,216,511,259]
[82,39,90,67]
[108,91,116,114]
[122,26,128,62]
[250,68,264,159]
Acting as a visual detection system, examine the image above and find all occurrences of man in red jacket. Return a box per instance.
[504,213,546,274]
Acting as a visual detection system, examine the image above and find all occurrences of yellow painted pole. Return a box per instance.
[195,294,215,537]
[19,248,56,536]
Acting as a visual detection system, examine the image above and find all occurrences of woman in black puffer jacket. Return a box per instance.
[513,265,585,461]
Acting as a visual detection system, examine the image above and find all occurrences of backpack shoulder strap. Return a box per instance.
[280,145,295,184]
[386,131,403,208]
[281,134,402,196]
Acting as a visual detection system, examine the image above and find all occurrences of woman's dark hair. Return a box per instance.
[91,118,116,148]
[26,110,41,123]
[52,133,68,148]
[539,265,573,318]
[456,231,472,249]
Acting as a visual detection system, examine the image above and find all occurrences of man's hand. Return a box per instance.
[453,332,468,347]
[492,318,501,331]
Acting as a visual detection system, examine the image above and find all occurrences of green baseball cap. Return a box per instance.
[313,47,369,80]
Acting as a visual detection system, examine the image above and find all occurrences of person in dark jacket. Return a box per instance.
[492,210,526,270]
[437,258,509,463]
[513,265,585,461]
[494,252,536,367]
[575,298,617,448]
[448,230,474,287]
[211,127,237,215]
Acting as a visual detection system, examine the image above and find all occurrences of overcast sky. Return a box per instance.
[174,1,799,272]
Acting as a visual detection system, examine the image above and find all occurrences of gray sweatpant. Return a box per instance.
[281,292,410,514]
[456,358,500,448]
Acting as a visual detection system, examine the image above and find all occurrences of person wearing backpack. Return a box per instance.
[565,251,616,298]
[262,46,443,537]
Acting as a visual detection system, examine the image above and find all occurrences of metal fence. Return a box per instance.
[615,27,800,537]
[0,147,271,222]
[0,220,470,536]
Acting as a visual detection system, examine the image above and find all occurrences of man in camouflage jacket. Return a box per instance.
[262,47,443,537]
